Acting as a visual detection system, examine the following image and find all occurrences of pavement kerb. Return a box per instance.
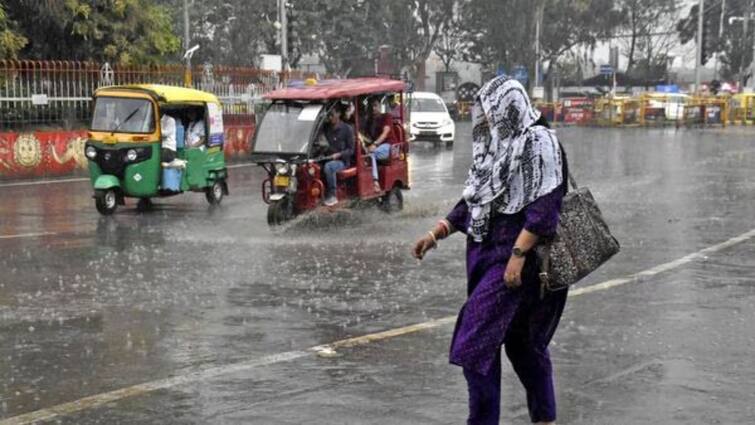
[0,163,256,189]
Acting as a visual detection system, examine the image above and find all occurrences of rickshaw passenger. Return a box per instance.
[160,113,177,162]
[390,94,403,118]
[364,98,395,192]
[322,107,354,206]
[185,109,206,148]
[342,101,356,125]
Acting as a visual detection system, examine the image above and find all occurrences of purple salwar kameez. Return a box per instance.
[445,185,567,424]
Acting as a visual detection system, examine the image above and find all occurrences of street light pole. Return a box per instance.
[279,0,288,72]
[534,7,540,90]
[533,3,543,98]
[715,0,726,79]
[750,0,755,90]
[183,0,192,87]
[695,0,704,93]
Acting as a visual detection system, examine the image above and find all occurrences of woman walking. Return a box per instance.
[413,76,568,425]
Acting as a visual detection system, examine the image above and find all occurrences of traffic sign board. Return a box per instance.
[513,65,528,85]
[600,64,614,76]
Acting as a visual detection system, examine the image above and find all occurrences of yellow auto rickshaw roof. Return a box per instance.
[95,84,220,104]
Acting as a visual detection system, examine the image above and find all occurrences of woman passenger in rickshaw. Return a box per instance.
[362,97,396,192]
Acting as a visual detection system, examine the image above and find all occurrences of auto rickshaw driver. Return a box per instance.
[319,106,354,206]
[160,112,177,162]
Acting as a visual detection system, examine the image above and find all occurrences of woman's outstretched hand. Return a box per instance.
[412,234,436,260]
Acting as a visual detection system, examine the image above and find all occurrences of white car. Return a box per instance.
[408,92,455,147]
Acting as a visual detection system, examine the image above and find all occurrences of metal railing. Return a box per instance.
[0,60,315,130]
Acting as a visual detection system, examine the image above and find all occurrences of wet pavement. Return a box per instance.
[1,124,755,424]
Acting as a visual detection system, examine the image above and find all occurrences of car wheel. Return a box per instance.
[95,189,117,215]
[205,180,224,205]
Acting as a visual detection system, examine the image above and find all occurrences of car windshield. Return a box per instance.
[411,97,446,113]
[91,97,155,133]
[253,103,323,154]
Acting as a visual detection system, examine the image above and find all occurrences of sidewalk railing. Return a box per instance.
[0,60,313,130]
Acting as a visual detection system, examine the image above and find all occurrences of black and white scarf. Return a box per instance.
[463,76,564,242]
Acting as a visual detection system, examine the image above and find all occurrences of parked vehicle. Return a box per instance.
[250,78,410,225]
[643,92,689,121]
[85,84,228,215]
[408,91,455,148]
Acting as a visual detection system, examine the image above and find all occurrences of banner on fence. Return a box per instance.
[0,120,255,180]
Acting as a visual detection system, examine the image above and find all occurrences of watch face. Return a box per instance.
[513,247,525,257]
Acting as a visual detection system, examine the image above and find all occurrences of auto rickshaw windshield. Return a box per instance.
[254,103,323,154]
[91,97,155,134]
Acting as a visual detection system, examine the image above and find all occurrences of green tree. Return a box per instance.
[291,0,379,76]
[617,0,679,83]
[4,0,180,64]
[379,0,455,80]
[457,0,619,86]
[0,1,27,59]
[678,0,753,86]
[157,0,278,67]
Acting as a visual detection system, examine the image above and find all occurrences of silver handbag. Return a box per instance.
[535,174,620,297]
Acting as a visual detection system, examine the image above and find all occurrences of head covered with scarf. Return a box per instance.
[463,76,564,242]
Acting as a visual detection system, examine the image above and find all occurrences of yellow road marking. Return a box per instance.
[0,232,57,240]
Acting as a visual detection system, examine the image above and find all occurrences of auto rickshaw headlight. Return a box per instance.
[274,162,290,175]
[85,146,97,159]
[307,165,316,177]
[125,149,138,162]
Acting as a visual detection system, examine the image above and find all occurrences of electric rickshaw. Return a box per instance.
[85,84,229,215]
[250,78,411,225]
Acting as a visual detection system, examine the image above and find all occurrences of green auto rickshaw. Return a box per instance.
[85,84,229,215]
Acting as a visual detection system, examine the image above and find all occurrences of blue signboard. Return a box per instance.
[513,65,528,85]
[600,64,614,76]
[496,64,507,77]
[655,84,679,93]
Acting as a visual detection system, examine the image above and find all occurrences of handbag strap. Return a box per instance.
[538,243,552,299]
[568,173,578,190]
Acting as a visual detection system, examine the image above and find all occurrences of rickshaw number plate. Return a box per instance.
[273,175,290,187]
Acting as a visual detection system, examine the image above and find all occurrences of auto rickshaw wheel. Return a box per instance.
[205,180,224,205]
[136,198,153,212]
[95,189,118,215]
[381,187,404,213]
[267,197,294,226]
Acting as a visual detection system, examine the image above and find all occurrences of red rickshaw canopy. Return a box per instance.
[264,78,407,101]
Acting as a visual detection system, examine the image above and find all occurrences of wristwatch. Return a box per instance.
[512,247,527,258]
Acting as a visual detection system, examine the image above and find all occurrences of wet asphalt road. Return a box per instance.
[1,123,755,424]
